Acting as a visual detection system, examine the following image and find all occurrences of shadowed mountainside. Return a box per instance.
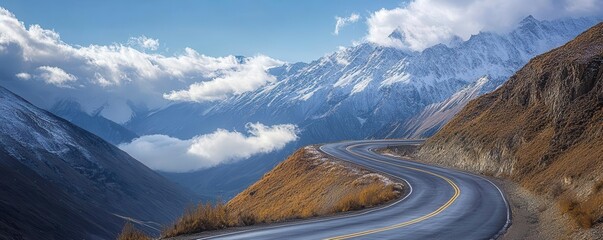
[0,86,194,239]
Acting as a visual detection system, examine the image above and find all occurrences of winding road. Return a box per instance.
[197,140,510,240]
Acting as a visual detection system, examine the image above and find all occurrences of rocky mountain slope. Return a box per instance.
[130,16,599,198]
[0,86,194,239]
[419,23,603,232]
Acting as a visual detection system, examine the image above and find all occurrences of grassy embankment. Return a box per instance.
[158,145,403,238]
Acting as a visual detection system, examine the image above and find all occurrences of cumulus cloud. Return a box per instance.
[334,13,360,35]
[15,72,31,80]
[36,66,77,86]
[366,0,603,51]
[163,56,282,102]
[119,123,299,172]
[0,7,283,122]
[128,35,160,51]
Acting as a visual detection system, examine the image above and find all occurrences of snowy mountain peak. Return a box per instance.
[388,28,406,41]
[520,15,538,25]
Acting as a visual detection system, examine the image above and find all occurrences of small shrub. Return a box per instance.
[335,194,363,212]
[593,180,603,193]
[334,184,399,212]
[549,182,564,198]
[557,194,598,229]
[557,197,575,214]
[117,222,151,240]
[236,212,257,226]
[161,201,237,238]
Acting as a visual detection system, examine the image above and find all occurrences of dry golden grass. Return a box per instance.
[162,146,403,237]
[117,222,151,240]
[227,146,402,223]
[335,184,399,212]
[161,202,236,238]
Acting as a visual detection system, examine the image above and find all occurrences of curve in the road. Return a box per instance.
[197,140,510,240]
[326,142,461,239]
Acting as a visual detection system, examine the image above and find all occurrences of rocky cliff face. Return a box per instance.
[419,23,603,229]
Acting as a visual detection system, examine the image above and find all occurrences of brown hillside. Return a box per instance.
[227,146,403,221]
[162,146,403,238]
[419,22,603,231]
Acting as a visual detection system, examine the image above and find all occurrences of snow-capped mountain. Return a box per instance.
[0,86,193,239]
[131,16,598,140]
[127,16,600,197]
[379,76,493,138]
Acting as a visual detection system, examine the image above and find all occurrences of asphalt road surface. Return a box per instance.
[197,140,510,240]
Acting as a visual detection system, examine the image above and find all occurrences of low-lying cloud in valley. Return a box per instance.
[119,123,299,172]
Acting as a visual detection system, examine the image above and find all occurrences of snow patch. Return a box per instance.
[357,117,367,125]
[351,77,372,94]
[380,72,411,87]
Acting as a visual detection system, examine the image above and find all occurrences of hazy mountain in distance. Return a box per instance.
[50,99,139,145]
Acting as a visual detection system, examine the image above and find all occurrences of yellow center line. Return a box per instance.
[324,143,461,240]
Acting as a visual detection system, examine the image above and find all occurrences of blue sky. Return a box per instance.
[2,0,402,62]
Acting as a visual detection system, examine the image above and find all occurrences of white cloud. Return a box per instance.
[128,35,160,51]
[366,0,603,51]
[334,13,360,35]
[0,7,283,122]
[119,123,299,172]
[15,72,31,80]
[36,66,77,86]
[163,55,283,102]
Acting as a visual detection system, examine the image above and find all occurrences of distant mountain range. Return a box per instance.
[128,16,598,140]
[0,86,194,239]
[123,16,600,198]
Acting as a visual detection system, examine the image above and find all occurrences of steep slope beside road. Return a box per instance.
[419,22,603,236]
